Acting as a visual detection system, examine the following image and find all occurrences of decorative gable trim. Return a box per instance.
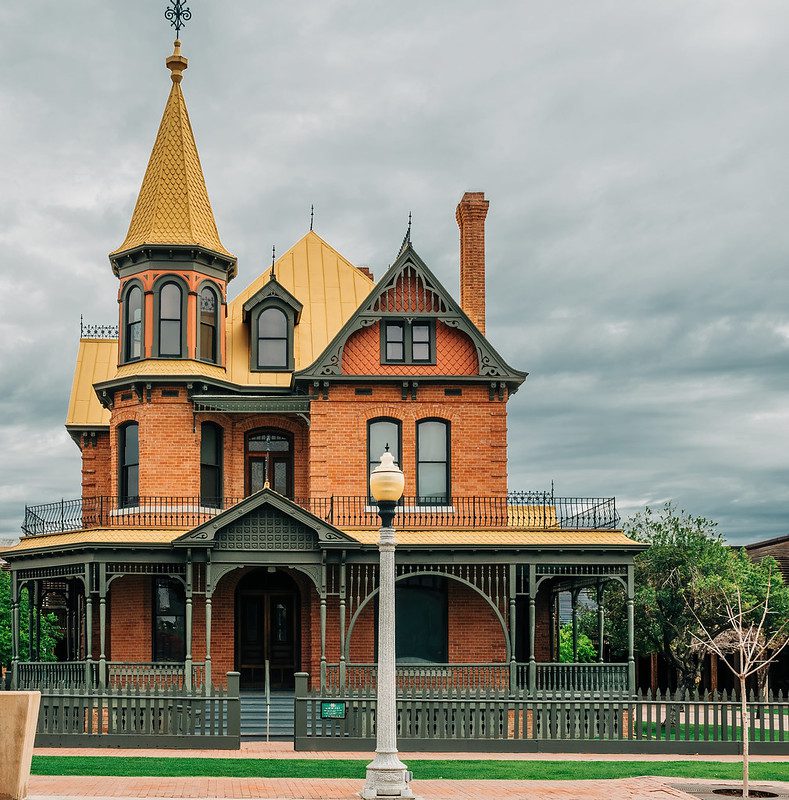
[296,243,527,388]
[173,488,358,548]
[242,276,303,323]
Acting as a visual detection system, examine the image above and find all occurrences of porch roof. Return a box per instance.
[0,527,187,554]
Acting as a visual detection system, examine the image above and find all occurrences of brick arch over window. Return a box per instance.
[341,321,478,376]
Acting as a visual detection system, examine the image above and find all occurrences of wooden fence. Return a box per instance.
[294,673,789,754]
[33,672,240,748]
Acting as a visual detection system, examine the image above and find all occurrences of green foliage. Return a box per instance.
[605,503,789,691]
[558,621,597,662]
[0,571,62,668]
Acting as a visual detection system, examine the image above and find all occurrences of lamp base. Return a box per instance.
[360,751,418,799]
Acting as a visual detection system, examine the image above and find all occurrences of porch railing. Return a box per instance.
[107,662,206,690]
[22,492,619,535]
[531,662,630,693]
[324,663,511,692]
[13,661,95,689]
[12,661,206,691]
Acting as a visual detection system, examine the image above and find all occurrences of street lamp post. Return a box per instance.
[361,448,417,800]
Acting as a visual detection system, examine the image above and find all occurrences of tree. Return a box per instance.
[558,622,597,662]
[689,564,789,798]
[0,571,62,670]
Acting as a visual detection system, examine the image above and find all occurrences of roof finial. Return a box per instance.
[270,244,277,281]
[310,204,314,232]
[166,39,188,83]
[397,211,412,256]
[165,0,192,38]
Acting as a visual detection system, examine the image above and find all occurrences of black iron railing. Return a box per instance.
[22,493,618,536]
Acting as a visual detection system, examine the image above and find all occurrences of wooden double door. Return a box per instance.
[236,572,300,690]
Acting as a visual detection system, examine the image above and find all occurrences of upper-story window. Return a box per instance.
[368,418,402,500]
[123,284,143,362]
[157,281,184,357]
[257,307,289,369]
[382,320,435,365]
[118,421,139,507]
[198,285,220,364]
[416,419,450,504]
[200,422,223,507]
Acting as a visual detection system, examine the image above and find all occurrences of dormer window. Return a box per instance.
[242,275,303,373]
[381,319,435,365]
[257,308,288,369]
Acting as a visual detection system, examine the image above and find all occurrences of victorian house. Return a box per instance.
[2,41,642,731]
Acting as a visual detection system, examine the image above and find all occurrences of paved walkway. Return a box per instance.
[29,775,698,799]
[32,740,789,761]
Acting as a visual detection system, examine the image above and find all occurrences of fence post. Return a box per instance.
[226,672,240,738]
[294,672,309,743]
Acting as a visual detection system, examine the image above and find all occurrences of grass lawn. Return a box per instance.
[30,756,789,782]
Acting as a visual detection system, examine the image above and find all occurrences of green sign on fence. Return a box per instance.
[320,701,347,720]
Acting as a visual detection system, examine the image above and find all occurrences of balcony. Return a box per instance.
[22,492,619,536]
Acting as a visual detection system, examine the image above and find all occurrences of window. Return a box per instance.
[384,322,405,362]
[152,577,185,662]
[200,422,223,506]
[381,320,434,364]
[118,422,139,506]
[368,418,401,499]
[158,282,183,357]
[375,576,448,663]
[123,285,143,361]
[416,419,450,504]
[257,307,288,369]
[199,286,219,363]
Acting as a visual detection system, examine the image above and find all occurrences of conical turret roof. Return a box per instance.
[110,41,234,262]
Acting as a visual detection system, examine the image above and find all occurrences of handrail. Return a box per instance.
[265,659,271,743]
[22,493,620,535]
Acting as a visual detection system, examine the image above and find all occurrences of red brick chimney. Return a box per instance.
[456,191,489,334]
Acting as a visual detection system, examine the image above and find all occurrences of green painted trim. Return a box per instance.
[242,276,303,322]
[152,275,189,359]
[195,280,224,366]
[109,244,237,281]
[248,299,297,373]
[192,396,310,413]
[119,279,146,365]
[380,319,437,366]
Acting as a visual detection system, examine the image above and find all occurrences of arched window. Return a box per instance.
[200,422,223,506]
[124,285,143,362]
[368,418,401,500]
[416,419,450,504]
[199,285,219,363]
[257,307,288,368]
[118,422,139,507]
[158,282,183,357]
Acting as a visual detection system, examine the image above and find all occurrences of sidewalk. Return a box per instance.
[33,740,789,761]
[29,774,699,799]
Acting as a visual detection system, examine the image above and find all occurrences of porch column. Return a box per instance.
[571,588,579,663]
[527,564,536,695]
[508,564,517,694]
[339,557,347,688]
[204,554,212,689]
[184,553,193,691]
[84,566,94,689]
[320,558,327,690]
[27,582,34,661]
[11,572,20,689]
[34,581,42,661]
[626,565,635,694]
[98,563,107,688]
[596,581,605,663]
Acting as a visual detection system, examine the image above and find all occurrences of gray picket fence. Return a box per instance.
[34,672,240,748]
[294,673,789,754]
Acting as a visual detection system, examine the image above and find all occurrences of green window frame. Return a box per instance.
[367,418,402,501]
[118,421,139,507]
[416,418,450,505]
[381,319,435,365]
[198,283,221,364]
[122,282,144,363]
[200,422,223,507]
[250,303,296,372]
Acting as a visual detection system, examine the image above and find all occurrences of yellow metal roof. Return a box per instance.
[113,359,228,381]
[110,43,233,260]
[66,339,117,427]
[225,230,374,383]
[343,529,640,547]
[0,528,187,555]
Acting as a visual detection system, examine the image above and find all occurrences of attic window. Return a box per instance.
[381,320,435,365]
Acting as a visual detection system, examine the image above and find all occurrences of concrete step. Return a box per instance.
[240,692,295,738]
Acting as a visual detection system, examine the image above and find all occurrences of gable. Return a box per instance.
[297,243,527,388]
[214,506,317,552]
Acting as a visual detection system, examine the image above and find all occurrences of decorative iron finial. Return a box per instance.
[397,211,412,256]
[270,244,277,281]
[384,442,390,453]
[310,204,314,232]
[165,0,192,37]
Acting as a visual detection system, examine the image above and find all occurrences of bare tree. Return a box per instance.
[689,568,789,798]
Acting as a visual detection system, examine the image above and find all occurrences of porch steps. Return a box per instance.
[240,691,295,739]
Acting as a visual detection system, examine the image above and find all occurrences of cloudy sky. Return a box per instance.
[1,1,788,544]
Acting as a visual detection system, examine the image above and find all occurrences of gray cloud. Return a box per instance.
[1,1,788,543]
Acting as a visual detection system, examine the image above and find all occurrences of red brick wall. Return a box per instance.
[447,582,507,662]
[342,321,478,376]
[309,384,508,498]
[80,432,111,502]
[456,192,489,334]
[108,575,152,662]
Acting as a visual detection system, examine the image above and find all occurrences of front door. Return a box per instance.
[246,429,293,497]
[237,590,299,689]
